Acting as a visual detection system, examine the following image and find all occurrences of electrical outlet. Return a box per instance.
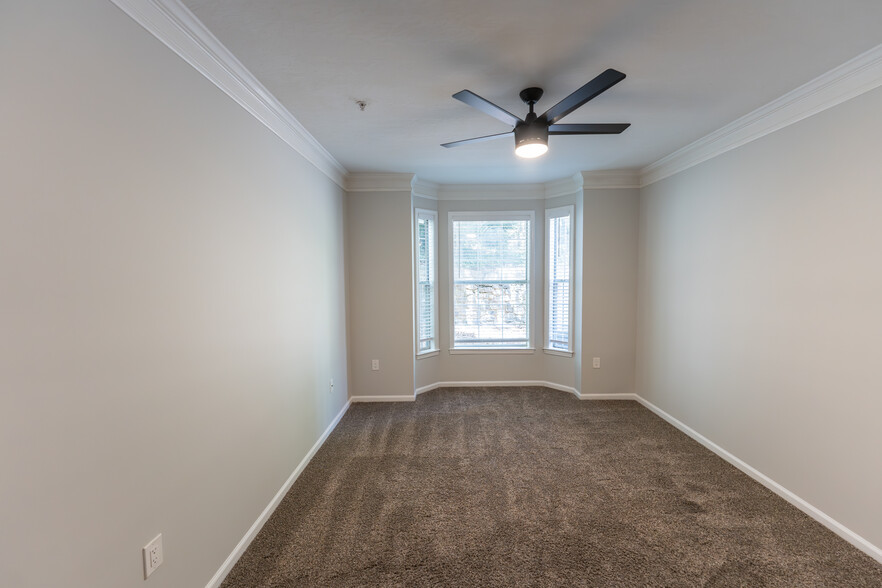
[593,357,601,369]
[143,534,163,579]
[371,359,380,371]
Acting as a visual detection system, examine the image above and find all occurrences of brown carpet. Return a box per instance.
[220,387,882,587]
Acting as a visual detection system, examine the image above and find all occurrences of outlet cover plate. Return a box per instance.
[143,533,163,579]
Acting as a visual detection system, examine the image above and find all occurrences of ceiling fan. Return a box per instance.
[442,68,630,158]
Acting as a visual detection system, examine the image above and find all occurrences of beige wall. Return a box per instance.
[7,2,879,585]
[581,188,640,396]
[0,2,348,587]
[355,190,624,393]
[346,191,415,398]
[355,188,637,397]
[636,86,882,548]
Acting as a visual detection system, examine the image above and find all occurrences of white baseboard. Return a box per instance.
[414,382,440,396]
[578,393,639,400]
[205,399,352,588]
[417,383,638,402]
[205,387,881,583]
[350,395,415,402]
[417,380,579,397]
[634,395,882,565]
[413,383,882,562]
[537,381,580,396]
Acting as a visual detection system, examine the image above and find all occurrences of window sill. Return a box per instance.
[416,350,440,359]
[543,348,574,358]
[449,348,535,355]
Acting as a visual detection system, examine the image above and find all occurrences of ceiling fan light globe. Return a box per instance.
[515,142,548,158]
[514,119,549,158]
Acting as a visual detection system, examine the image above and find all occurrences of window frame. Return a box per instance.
[448,210,534,353]
[544,205,575,356]
[413,208,439,357]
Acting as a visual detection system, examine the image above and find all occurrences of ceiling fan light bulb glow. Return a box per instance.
[515,141,548,158]
[514,120,549,159]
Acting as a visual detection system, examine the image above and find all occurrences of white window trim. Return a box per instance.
[543,348,573,358]
[544,205,575,355]
[449,348,535,355]
[414,208,439,357]
[448,210,534,352]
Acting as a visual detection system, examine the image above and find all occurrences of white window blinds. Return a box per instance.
[546,206,573,352]
[451,213,532,348]
[415,210,437,354]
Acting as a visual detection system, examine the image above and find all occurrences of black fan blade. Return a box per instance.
[452,90,522,127]
[441,131,513,148]
[548,123,630,135]
[541,69,626,125]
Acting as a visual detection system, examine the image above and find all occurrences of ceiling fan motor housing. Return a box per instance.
[515,117,549,148]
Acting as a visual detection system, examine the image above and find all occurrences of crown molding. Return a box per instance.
[640,43,882,187]
[437,183,548,201]
[344,173,414,192]
[411,177,440,200]
[580,170,641,189]
[109,0,348,188]
[544,173,584,198]
[407,170,637,201]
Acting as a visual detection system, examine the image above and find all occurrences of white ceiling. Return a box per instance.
[181,0,882,184]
